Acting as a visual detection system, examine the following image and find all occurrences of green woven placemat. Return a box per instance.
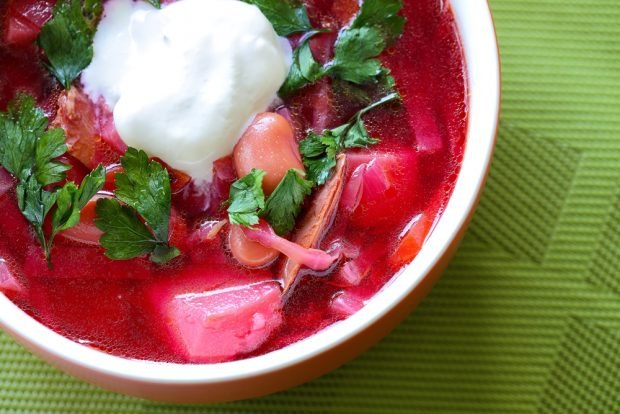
[2,0,619,412]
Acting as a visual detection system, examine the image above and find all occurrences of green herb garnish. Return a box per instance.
[143,0,161,8]
[49,165,106,246]
[227,93,397,234]
[95,148,180,264]
[227,168,266,227]
[279,0,404,97]
[279,32,326,96]
[0,94,105,261]
[243,0,313,36]
[262,169,313,235]
[300,92,399,185]
[38,0,103,89]
[226,168,312,236]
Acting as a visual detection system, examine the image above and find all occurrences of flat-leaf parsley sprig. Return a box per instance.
[38,0,160,89]
[242,0,313,36]
[227,168,313,237]
[278,0,406,96]
[38,0,103,89]
[0,94,106,262]
[95,148,180,264]
[300,92,400,185]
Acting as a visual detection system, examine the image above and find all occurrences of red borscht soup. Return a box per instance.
[0,0,466,363]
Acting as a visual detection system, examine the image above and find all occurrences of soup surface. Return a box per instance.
[0,0,466,363]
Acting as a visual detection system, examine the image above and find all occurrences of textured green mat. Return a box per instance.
[2,0,620,412]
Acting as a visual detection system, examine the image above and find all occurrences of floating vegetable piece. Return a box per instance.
[242,221,338,274]
[330,290,365,317]
[280,154,347,293]
[52,88,122,169]
[229,224,279,269]
[147,264,281,363]
[234,113,304,195]
[165,281,283,363]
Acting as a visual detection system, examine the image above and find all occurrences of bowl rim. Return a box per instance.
[0,0,500,386]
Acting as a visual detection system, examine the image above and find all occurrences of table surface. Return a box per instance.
[2,0,619,412]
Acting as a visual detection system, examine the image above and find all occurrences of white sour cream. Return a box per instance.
[82,0,292,182]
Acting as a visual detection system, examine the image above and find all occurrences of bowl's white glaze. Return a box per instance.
[0,0,500,403]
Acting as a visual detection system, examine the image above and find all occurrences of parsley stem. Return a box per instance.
[355,91,400,119]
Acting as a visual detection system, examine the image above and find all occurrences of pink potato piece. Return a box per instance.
[0,260,22,294]
[164,282,283,363]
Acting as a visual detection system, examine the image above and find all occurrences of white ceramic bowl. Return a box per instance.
[0,0,500,403]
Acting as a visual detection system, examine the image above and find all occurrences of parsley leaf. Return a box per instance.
[243,0,313,36]
[16,176,57,253]
[143,0,161,8]
[95,148,180,263]
[0,95,47,180]
[227,169,266,227]
[35,128,72,186]
[49,165,106,243]
[226,168,312,236]
[280,0,405,96]
[300,92,399,185]
[38,0,103,89]
[114,148,172,241]
[226,93,395,234]
[95,198,163,261]
[328,27,386,85]
[299,131,341,186]
[0,94,108,262]
[262,169,313,236]
[350,0,405,44]
[329,0,405,86]
[279,34,325,97]
[0,95,64,257]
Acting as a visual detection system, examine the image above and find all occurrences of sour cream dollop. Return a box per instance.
[82,0,292,182]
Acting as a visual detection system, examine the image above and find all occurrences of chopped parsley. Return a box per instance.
[300,92,399,185]
[95,148,180,264]
[262,169,313,235]
[143,0,161,8]
[227,168,266,227]
[242,0,313,36]
[0,94,105,262]
[38,0,103,89]
[279,0,405,96]
[328,26,388,85]
[279,32,326,97]
[350,0,406,44]
[226,169,312,236]
[49,165,106,246]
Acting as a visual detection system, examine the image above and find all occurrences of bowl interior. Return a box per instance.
[0,0,500,385]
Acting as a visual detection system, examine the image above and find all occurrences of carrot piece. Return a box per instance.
[390,213,435,268]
